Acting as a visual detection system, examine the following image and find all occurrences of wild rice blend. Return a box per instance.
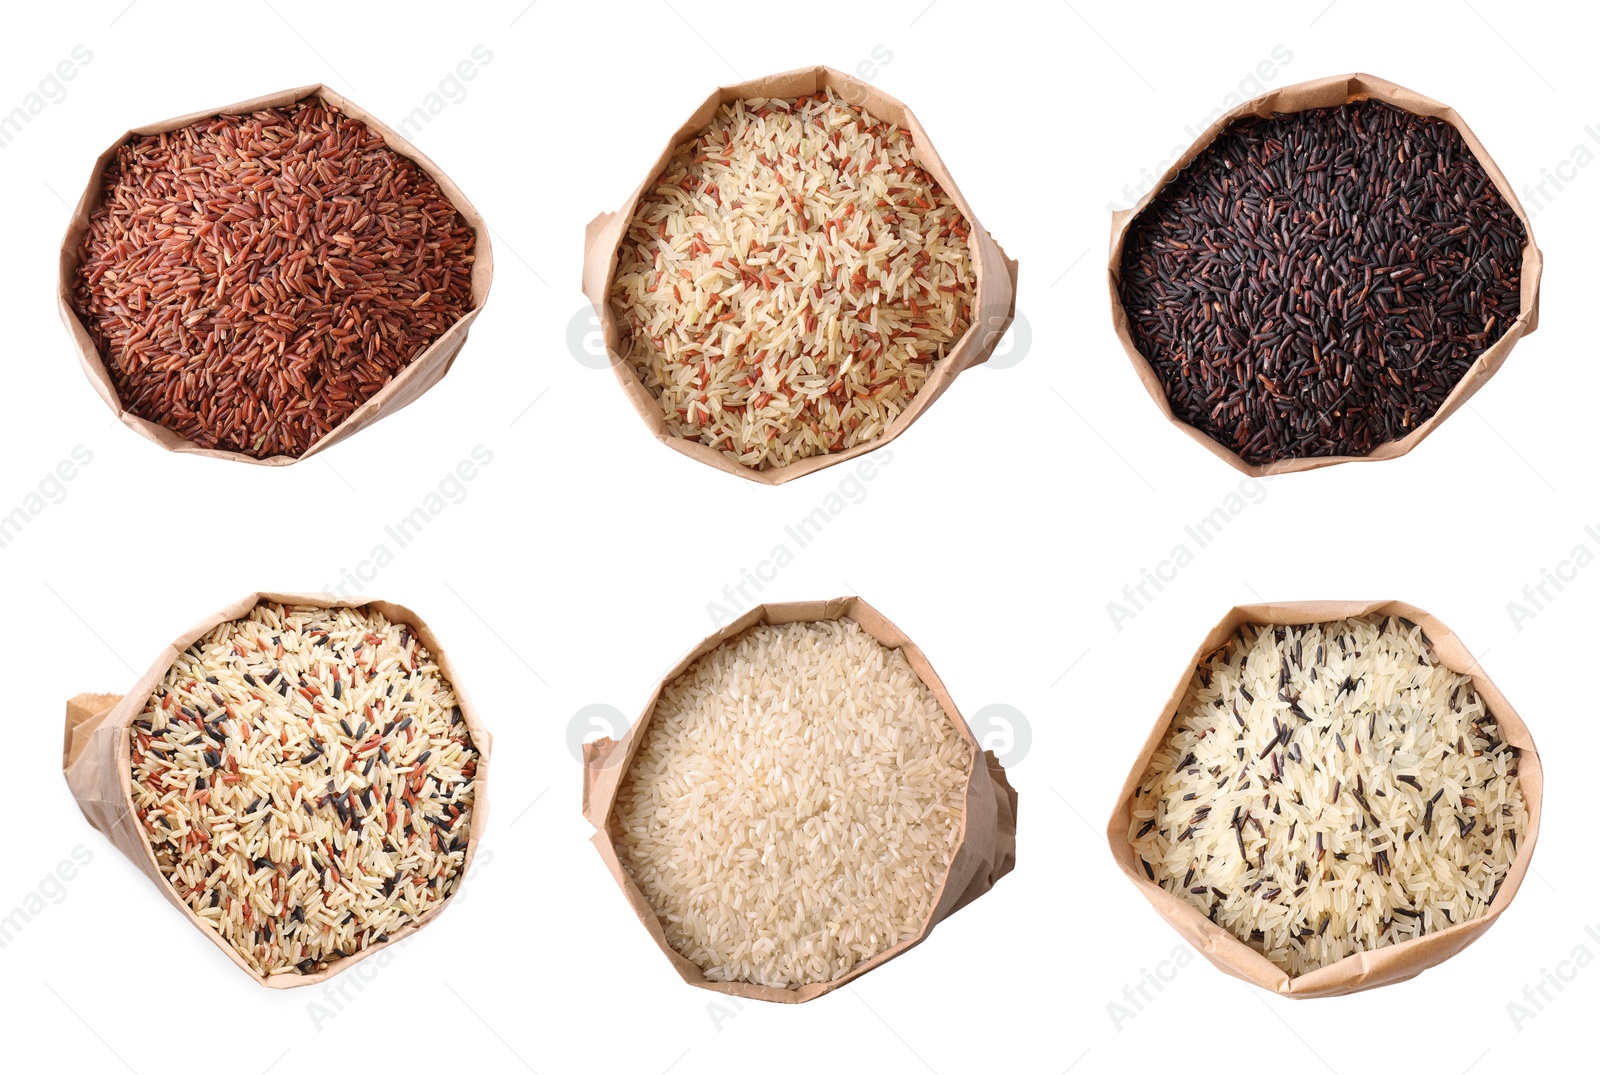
[72,98,476,459]
[611,91,976,470]
[1130,616,1525,975]
[1119,100,1524,465]
[129,603,479,976]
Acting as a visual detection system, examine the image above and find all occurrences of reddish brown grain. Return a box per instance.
[71,97,476,459]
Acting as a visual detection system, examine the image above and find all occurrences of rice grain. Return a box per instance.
[72,97,477,459]
[128,602,479,976]
[610,618,971,987]
[610,91,975,470]
[1130,615,1525,976]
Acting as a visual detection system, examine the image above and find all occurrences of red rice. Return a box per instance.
[71,97,476,459]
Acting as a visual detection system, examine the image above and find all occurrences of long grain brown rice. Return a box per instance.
[610,91,975,470]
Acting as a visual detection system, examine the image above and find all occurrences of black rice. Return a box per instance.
[1118,99,1525,464]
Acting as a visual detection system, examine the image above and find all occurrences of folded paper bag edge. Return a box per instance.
[948,750,1019,914]
[581,736,623,824]
[987,750,1019,886]
[64,693,122,773]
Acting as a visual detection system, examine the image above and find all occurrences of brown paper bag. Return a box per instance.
[62,592,494,989]
[57,85,495,466]
[583,596,1018,1002]
[1108,73,1543,476]
[1107,600,1542,997]
[581,65,1018,485]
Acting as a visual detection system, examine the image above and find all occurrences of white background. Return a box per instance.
[0,1,1593,1072]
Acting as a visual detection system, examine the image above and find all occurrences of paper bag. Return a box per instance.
[62,592,493,988]
[582,65,1018,484]
[583,596,1018,1002]
[58,85,494,466]
[1107,599,1542,997]
[1107,73,1542,476]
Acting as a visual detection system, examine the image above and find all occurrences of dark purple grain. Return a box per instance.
[1119,100,1524,464]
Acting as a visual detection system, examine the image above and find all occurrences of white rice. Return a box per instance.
[610,90,976,470]
[610,618,971,988]
[1130,615,1525,976]
[129,602,479,976]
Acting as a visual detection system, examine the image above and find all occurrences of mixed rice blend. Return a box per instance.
[1131,615,1526,976]
[611,90,976,470]
[129,602,479,976]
